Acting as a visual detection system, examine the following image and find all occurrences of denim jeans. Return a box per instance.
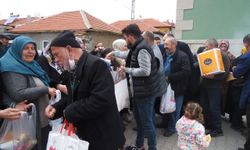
[231,86,244,128]
[200,87,222,130]
[134,96,157,150]
[164,96,184,133]
[244,103,250,149]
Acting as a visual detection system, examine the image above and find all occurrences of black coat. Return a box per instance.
[53,52,125,150]
[167,50,191,97]
[36,55,61,87]
[176,41,194,69]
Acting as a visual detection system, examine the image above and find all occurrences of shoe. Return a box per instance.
[241,129,248,138]
[209,130,223,137]
[205,129,211,135]
[125,146,139,150]
[122,113,133,123]
[163,130,175,137]
[123,120,129,126]
[156,123,165,128]
[238,148,245,150]
[204,125,212,130]
[231,125,245,133]
[125,145,145,150]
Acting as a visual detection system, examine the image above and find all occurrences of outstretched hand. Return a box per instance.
[0,108,21,120]
[45,105,56,119]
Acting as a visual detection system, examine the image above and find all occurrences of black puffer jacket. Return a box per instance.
[126,37,160,98]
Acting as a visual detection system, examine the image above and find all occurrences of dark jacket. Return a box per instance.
[90,49,103,57]
[176,41,194,69]
[53,52,125,150]
[152,45,167,97]
[36,55,61,87]
[126,37,159,98]
[233,52,250,109]
[165,50,191,97]
[159,41,194,68]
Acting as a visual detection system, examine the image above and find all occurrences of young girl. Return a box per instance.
[176,102,211,150]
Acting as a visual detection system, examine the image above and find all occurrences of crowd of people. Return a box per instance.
[0,23,249,150]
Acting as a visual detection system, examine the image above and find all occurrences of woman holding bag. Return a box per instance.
[0,36,57,150]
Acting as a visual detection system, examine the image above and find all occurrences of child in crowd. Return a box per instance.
[176,102,211,150]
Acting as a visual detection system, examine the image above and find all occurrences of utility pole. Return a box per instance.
[131,0,135,23]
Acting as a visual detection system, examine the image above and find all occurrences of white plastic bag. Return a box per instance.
[0,104,37,150]
[160,84,176,114]
[49,90,63,127]
[110,70,126,84]
[46,120,89,150]
[115,79,130,112]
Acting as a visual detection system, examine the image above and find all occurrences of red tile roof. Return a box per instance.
[9,11,120,34]
[110,18,173,33]
[139,19,173,28]
[0,17,39,27]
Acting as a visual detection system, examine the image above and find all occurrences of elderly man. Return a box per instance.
[162,37,191,137]
[45,31,125,150]
[159,33,198,102]
[234,34,250,150]
[200,38,230,137]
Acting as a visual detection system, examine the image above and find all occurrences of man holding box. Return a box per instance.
[200,38,230,137]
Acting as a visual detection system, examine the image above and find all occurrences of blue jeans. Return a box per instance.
[134,96,157,150]
[200,87,222,130]
[164,96,184,132]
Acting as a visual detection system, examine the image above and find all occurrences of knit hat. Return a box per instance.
[50,31,81,48]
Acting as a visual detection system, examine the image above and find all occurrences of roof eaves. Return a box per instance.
[80,10,93,30]
[90,29,121,35]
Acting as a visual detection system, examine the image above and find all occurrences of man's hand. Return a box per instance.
[57,84,68,95]
[0,108,21,120]
[203,74,215,79]
[15,100,32,111]
[48,87,57,97]
[45,105,56,119]
[118,66,126,75]
[105,52,114,60]
[95,47,104,52]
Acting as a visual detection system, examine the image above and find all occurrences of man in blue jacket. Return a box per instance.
[234,34,250,150]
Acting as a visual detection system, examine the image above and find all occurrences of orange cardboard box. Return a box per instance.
[197,48,225,76]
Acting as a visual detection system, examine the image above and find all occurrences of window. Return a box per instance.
[42,40,49,50]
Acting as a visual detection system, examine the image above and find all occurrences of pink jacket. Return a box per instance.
[176,116,210,150]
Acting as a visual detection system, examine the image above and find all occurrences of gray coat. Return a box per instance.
[1,72,49,150]
[152,44,167,97]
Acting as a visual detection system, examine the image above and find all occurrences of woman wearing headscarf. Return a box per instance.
[0,36,57,150]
